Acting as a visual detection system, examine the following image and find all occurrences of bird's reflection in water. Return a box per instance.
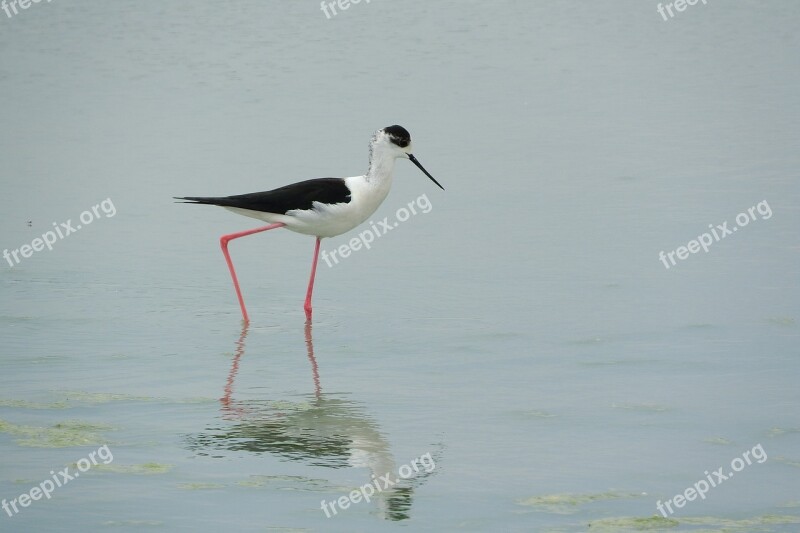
[186,321,423,520]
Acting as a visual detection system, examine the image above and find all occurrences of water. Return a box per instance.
[1,1,799,531]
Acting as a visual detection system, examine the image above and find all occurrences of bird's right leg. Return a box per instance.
[220,223,285,323]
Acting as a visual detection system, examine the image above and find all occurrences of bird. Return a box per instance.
[175,125,443,323]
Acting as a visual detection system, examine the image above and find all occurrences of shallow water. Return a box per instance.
[1,1,799,531]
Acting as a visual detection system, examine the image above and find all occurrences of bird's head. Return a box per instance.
[370,125,444,190]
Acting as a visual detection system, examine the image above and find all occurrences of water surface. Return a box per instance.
[1,1,799,531]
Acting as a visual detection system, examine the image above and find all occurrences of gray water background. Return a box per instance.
[1,1,799,531]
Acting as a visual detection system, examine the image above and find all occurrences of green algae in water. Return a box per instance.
[92,463,173,475]
[686,323,715,329]
[775,456,800,468]
[517,491,642,514]
[769,427,800,437]
[177,482,226,490]
[682,515,800,530]
[702,436,732,446]
[0,392,152,410]
[765,316,795,326]
[0,399,69,409]
[0,392,219,411]
[235,475,340,492]
[236,479,268,488]
[60,391,216,405]
[0,419,113,448]
[588,516,678,531]
[512,409,558,419]
[587,515,800,532]
[61,391,154,404]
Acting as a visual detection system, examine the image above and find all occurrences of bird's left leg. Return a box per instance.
[304,237,321,321]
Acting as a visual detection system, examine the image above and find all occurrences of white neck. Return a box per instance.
[365,144,398,185]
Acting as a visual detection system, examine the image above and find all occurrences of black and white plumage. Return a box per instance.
[174,125,443,322]
[175,125,443,238]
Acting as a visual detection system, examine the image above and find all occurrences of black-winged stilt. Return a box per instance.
[175,125,443,322]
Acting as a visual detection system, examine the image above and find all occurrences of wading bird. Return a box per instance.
[175,125,443,322]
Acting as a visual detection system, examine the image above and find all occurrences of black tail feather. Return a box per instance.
[173,178,351,215]
[173,196,230,205]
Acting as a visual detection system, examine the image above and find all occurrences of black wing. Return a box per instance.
[175,177,351,214]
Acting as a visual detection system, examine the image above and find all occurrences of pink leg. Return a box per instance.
[304,320,321,398]
[304,237,321,321]
[220,222,285,323]
[220,322,249,418]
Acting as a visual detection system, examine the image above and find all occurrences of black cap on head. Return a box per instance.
[383,125,411,148]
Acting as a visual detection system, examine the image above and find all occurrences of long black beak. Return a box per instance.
[408,154,444,190]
